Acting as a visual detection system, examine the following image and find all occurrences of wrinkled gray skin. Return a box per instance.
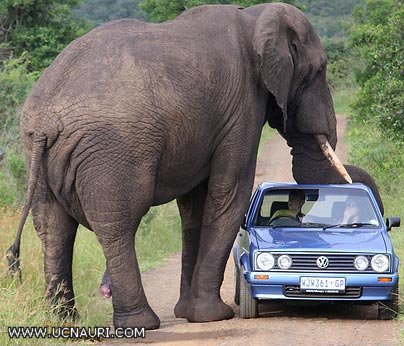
[10,3,383,329]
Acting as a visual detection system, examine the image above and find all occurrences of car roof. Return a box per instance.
[257,182,373,194]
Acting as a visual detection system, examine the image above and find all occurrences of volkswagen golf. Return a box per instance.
[233,183,401,320]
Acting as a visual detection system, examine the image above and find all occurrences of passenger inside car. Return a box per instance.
[342,198,361,224]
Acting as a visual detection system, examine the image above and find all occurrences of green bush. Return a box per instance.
[139,0,301,23]
[0,57,36,207]
[347,120,403,200]
[349,0,403,141]
[0,0,90,71]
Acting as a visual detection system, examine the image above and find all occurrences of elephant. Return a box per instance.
[7,3,383,329]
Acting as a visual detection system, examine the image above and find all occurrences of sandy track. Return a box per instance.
[110,115,400,346]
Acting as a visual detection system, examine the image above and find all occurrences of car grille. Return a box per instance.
[284,285,362,298]
[266,253,386,273]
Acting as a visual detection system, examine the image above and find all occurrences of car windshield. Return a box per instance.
[254,187,381,229]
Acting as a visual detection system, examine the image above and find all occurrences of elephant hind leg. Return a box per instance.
[174,180,208,318]
[32,184,79,319]
[77,165,160,329]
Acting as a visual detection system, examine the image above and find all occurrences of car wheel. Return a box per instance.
[377,285,399,320]
[234,266,240,305]
[239,266,258,318]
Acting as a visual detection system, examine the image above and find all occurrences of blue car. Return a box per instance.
[233,182,401,319]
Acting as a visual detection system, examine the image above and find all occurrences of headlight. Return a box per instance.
[354,256,369,271]
[277,255,292,269]
[371,254,389,272]
[256,252,275,270]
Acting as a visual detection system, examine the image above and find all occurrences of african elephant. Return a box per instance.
[8,3,383,329]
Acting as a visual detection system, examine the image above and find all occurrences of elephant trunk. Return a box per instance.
[290,134,384,214]
[288,133,346,184]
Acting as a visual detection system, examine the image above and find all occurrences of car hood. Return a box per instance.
[250,228,387,253]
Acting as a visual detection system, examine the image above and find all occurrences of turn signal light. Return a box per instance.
[254,275,269,280]
[377,277,393,282]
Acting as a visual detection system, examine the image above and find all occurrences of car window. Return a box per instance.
[254,187,381,229]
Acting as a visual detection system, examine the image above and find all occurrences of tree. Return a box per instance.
[139,0,300,23]
[73,0,148,26]
[0,0,89,71]
[349,0,403,141]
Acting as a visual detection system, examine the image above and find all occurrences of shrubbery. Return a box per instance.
[0,57,37,207]
[0,1,89,207]
[0,0,89,71]
[349,0,403,142]
[139,0,300,23]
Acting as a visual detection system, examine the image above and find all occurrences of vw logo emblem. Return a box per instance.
[317,256,329,268]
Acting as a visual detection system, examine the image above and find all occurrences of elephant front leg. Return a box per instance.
[184,165,255,322]
[174,181,208,318]
[32,192,79,319]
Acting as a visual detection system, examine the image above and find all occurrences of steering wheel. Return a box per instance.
[268,215,301,226]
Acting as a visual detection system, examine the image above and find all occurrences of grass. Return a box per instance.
[332,87,356,115]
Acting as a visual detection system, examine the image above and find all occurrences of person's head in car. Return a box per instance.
[342,198,360,224]
[288,190,305,215]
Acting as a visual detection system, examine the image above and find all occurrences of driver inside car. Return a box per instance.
[269,190,306,223]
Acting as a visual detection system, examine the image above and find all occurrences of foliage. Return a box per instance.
[300,0,362,38]
[139,0,300,23]
[0,56,37,138]
[0,56,37,208]
[349,0,403,141]
[322,38,354,89]
[0,0,89,71]
[73,0,148,26]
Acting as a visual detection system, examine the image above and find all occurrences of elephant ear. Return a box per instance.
[253,4,295,131]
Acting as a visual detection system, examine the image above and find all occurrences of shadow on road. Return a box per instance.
[257,300,378,320]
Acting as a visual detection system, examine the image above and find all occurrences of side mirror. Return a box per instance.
[386,217,400,231]
[241,215,247,230]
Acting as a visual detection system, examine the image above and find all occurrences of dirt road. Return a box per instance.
[114,116,400,345]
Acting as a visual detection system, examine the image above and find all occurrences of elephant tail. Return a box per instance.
[7,135,47,281]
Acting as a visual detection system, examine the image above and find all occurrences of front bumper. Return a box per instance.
[245,271,398,301]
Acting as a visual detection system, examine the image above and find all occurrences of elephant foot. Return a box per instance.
[174,294,191,318]
[113,307,160,330]
[179,294,234,322]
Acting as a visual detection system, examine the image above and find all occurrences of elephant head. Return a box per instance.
[245,4,383,211]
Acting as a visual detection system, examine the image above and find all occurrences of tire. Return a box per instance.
[239,266,258,318]
[377,285,399,320]
[234,266,240,305]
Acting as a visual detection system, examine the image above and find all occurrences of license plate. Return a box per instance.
[300,277,346,293]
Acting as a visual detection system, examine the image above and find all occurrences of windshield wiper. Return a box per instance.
[323,223,375,230]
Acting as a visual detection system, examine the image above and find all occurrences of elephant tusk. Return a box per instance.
[315,135,353,184]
